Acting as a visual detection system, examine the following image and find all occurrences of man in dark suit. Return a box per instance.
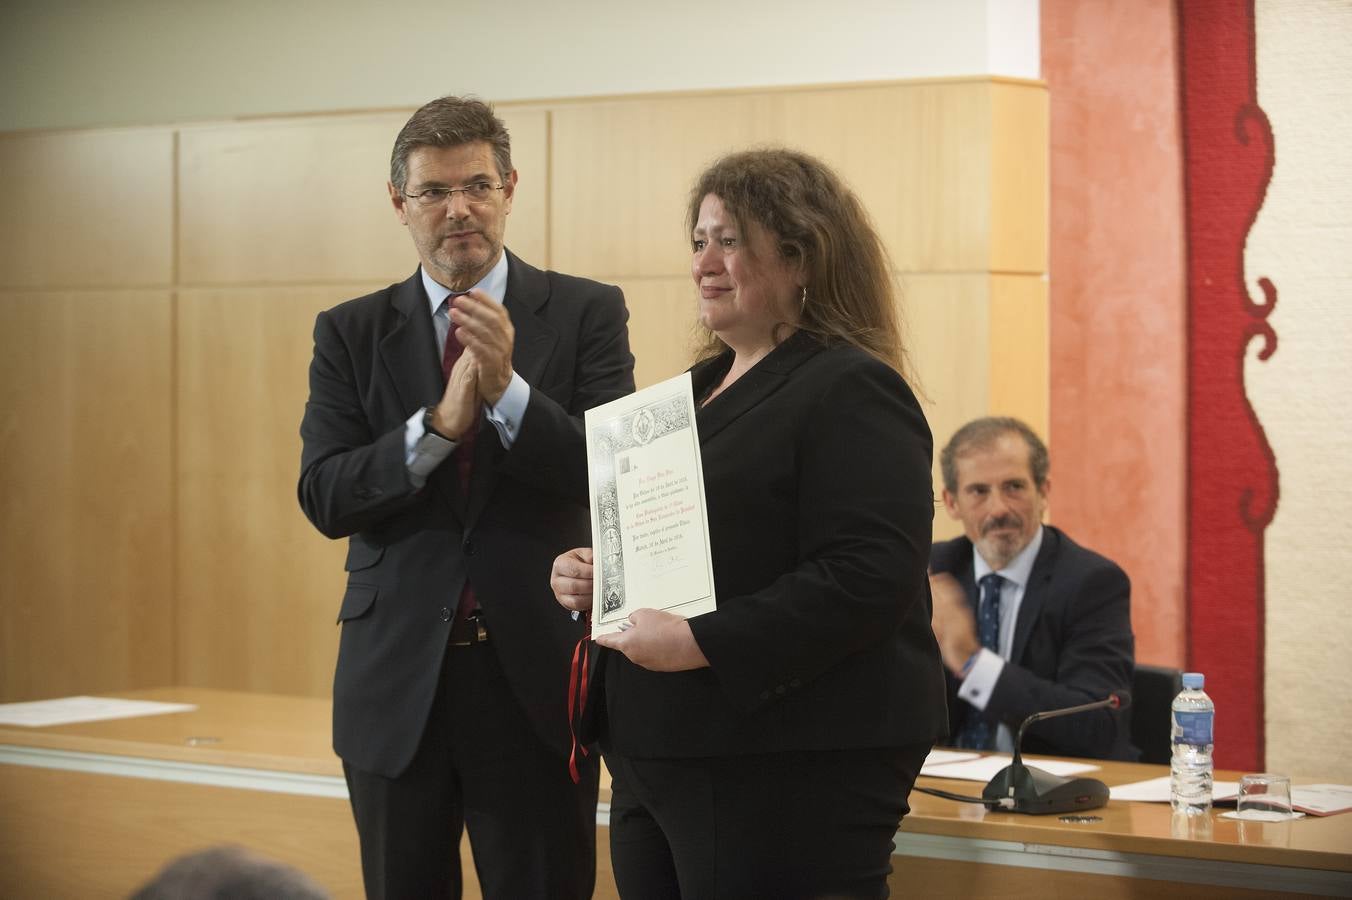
[929,417,1136,760]
[298,96,634,899]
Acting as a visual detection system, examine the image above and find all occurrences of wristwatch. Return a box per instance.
[422,407,454,442]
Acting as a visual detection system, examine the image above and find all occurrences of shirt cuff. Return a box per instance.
[956,648,1004,712]
[405,406,456,487]
[485,371,529,448]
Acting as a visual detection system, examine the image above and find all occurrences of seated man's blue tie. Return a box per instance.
[956,573,1004,749]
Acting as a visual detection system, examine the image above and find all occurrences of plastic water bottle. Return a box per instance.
[1170,671,1215,815]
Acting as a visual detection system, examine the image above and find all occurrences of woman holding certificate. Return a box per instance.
[551,148,947,899]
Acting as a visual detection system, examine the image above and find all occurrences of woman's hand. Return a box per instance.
[551,547,594,612]
[595,608,710,672]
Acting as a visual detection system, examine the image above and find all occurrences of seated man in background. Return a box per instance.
[929,417,1136,760]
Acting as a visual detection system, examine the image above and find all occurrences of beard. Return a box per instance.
[416,219,501,287]
[976,514,1028,568]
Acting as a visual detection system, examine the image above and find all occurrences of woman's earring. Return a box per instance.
[799,285,808,314]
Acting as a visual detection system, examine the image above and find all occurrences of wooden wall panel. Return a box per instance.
[902,273,992,541]
[175,287,361,695]
[178,114,413,285]
[0,291,173,700]
[901,273,1050,540]
[0,130,173,288]
[551,81,1047,282]
[989,82,1049,274]
[777,83,994,273]
[988,274,1049,440]
[178,109,549,287]
[498,108,550,268]
[551,94,783,279]
[612,277,704,389]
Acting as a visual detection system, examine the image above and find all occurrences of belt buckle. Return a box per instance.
[450,611,487,646]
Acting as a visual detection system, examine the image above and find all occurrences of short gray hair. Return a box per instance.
[940,417,1049,493]
[389,96,512,193]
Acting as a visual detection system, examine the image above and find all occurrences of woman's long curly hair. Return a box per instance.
[686,148,915,385]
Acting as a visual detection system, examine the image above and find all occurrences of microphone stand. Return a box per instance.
[981,694,1125,815]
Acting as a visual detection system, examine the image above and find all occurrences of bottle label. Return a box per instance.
[1174,710,1213,745]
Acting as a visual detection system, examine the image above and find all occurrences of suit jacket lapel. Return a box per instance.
[1011,526,1058,662]
[463,251,556,531]
[503,251,558,386]
[381,269,444,416]
[381,269,466,520]
[694,330,823,442]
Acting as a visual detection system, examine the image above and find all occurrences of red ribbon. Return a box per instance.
[567,612,592,784]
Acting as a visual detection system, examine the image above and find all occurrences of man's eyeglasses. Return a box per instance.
[402,182,505,206]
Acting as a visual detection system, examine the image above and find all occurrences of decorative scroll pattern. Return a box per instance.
[590,395,692,618]
[1178,0,1280,771]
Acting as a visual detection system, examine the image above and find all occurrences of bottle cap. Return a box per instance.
[1182,672,1204,690]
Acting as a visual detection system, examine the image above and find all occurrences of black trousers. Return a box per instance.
[343,641,599,900]
[606,742,932,900]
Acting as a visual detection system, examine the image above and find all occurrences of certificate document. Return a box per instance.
[585,371,716,637]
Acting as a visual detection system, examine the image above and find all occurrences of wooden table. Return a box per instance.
[897,758,1352,897]
[3,688,1349,898]
[0,687,622,899]
[0,688,364,898]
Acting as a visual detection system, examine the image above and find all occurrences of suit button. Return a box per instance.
[789,679,801,689]
[775,685,787,695]
[440,607,451,622]
[462,539,475,556]
[760,691,771,701]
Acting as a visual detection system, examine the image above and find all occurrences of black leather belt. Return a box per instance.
[449,611,489,646]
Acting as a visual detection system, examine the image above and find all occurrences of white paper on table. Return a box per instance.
[0,696,197,727]
[1111,778,1351,814]
[920,754,1101,782]
[921,749,981,771]
[585,371,716,638]
[1291,784,1352,816]
[1108,775,1241,803]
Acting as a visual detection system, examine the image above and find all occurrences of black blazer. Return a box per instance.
[299,251,634,777]
[930,526,1137,760]
[592,331,948,758]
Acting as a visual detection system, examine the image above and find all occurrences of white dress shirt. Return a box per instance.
[956,525,1045,752]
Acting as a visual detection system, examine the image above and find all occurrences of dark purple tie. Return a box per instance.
[442,293,480,624]
[440,294,479,491]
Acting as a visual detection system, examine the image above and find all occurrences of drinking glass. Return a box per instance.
[1236,773,1293,821]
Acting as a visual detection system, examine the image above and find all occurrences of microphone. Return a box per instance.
[981,692,1130,815]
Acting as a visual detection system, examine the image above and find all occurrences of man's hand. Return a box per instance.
[930,572,982,676]
[551,547,594,613]
[450,290,514,405]
[594,608,710,672]
[429,347,479,439]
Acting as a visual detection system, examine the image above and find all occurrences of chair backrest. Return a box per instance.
[1131,664,1184,764]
